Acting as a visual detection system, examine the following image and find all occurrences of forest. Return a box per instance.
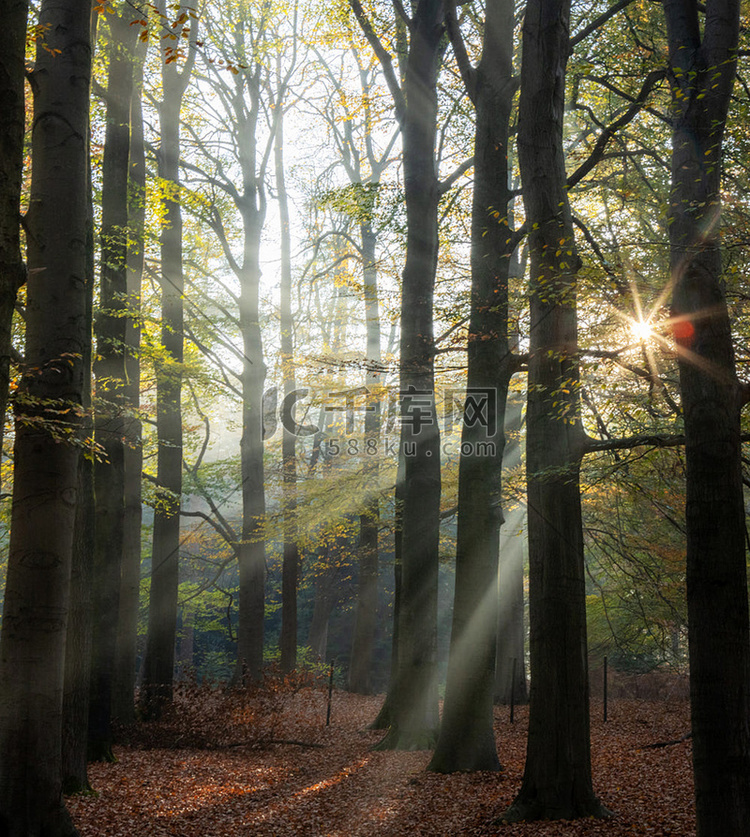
[0,0,749,834]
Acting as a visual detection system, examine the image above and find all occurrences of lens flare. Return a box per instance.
[630,319,653,342]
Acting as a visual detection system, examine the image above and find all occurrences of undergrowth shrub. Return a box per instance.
[590,666,689,701]
[119,666,324,750]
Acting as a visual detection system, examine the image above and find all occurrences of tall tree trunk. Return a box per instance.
[0,0,91,832]
[276,106,299,674]
[348,218,382,694]
[0,0,27,455]
[368,456,403,729]
[112,34,147,725]
[662,2,750,833]
[316,25,395,696]
[504,0,608,820]
[142,2,194,716]
[494,388,527,705]
[194,11,270,684]
[89,4,137,759]
[429,0,515,773]
[63,425,95,795]
[62,162,96,796]
[373,0,444,751]
[229,45,268,683]
[235,178,267,685]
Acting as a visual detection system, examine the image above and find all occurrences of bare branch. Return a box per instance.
[349,0,406,122]
[570,0,636,50]
[445,0,477,102]
[568,70,667,190]
[439,156,474,194]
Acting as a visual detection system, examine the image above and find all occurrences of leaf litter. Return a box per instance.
[69,693,694,836]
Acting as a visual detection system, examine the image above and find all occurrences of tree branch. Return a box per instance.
[583,431,685,453]
[570,0,636,50]
[439,156,474,194]
[567,69,667,190]
[348,0,406,122]
[445,0,477,102]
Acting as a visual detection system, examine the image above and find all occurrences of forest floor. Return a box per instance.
[69,691,694,836]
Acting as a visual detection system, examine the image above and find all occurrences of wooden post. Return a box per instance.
[326,660,334,726]
[603,656,608,722]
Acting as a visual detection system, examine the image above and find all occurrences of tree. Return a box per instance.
[350,0,446,750]
[185,0,297,680]
[429,0,519,773]
[0,0,91,831]
[309,24,397,693]
[62,27,98,783]
[274,25,302,674]
[89,0,140,759]
[112,30,148,726]
[503,0,610,819]
[62,382,95,794]
[662,0,750,832]
[347,191,384,694]
[494,376,528,705]
[141,0,197,716]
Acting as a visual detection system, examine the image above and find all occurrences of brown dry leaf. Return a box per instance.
[69,694,695,836]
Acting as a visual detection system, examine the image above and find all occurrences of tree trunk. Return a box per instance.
[142,2,193,717]
[348,220,382,694]
[0,0,27,456]
[429,0,515,773]
[307,558,342,662]
[112,33,147,726]
[0,0,91,831]
[62,182,96,796]
[503,0,608,819]
[369,0,444,754]
[63,433,95,795]
[235,175,267,685]
[276,107,299,674]
[89,4,137,759]
[369,458,403,729]
[662,2,750,833]
[494,390,527,705]
[175,604,195,677]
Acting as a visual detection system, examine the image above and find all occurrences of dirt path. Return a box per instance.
[69,693,694,836]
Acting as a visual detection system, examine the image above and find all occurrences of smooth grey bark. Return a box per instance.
[89,3,138,759]
[0,0,91,832]
[662,1,750,833]
[503,0,609,820]
[429,0,516,773]
[141,1,195,717]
